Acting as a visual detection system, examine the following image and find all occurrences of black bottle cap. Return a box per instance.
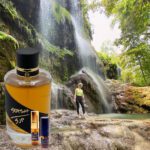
[16,48,40,76]
[40,117,49,136]
[17,48,40,69]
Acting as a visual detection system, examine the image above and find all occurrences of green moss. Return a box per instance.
[62,64,69,82]
[0,22,8,32]
[0,0,38,46]
[0,31,18,47]
[38,34,74,82]
[0,31,18,81]
[0,0,17,17]
[125,86,150,113]
[51,1,71,24]
[39,34,73,58]
[80,0,92,39]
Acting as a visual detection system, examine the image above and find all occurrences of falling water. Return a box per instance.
[39,0,60,109]
[71,0,112,112]
[71,17,98,72]
[51,82,64,109]
[39,0,112,112]
[39,0,52,38]
[70,0,98,72]
[81,68,112,113]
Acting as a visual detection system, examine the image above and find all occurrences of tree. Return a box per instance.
[92,0,150,85]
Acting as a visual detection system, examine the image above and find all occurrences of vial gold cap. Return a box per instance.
[31,111,39,129]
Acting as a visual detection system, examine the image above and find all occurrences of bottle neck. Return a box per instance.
[16,66,39,77]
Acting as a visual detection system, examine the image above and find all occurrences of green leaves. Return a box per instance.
[120,43,150,85]
[97,51,119,79]
[100,0,150,86]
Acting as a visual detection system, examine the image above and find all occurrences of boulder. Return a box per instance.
[105,79,150,114]
[51,83,75,110]
[66,68,112,114]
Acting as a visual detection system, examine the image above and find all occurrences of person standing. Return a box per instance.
[74,83,85,118]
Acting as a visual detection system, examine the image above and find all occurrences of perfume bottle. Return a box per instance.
[4,48,51,147]
[31,111,39,146]
[40,116,49,148]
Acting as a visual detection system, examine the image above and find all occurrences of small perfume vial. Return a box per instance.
[31,111,39,146]
[40,117,49,148]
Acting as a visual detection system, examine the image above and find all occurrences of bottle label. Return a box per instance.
[41,136,49,147]
[32,132,39,141]
[5,88,48,133]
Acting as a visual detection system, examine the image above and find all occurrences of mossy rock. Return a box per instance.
[51,1,71,24]
[38,33,76,82]
[0,31,19,81]
[125,86,150,113]
[0,0,38,46]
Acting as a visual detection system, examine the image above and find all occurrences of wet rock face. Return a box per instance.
[10,0,77,51]
[51,84,75,110]
[0,110,150,150]
[11,0,40,26]
[9,0,80,80]
[66,68,112,114]
[0,0,38,47]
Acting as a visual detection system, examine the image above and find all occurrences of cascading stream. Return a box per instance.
[39,0,112,113]
[70,0,112,113]
[70,0,97,71]
[39,0,52,38]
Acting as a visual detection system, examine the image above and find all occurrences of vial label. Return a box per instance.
[41,136,49,147]
[32,132,39,141]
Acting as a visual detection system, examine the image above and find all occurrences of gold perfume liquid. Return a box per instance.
[31,111,39,146]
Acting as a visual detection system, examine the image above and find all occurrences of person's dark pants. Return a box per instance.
[76,96,85,115]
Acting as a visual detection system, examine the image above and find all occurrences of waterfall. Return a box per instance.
[70,0,98,72]
[39,0,52,38]
[39,0,60,109]
[39,0,112,113]
[51,83,64,109]
[70,0,112,113]
[71,17,98,72]
[81,68,112,113]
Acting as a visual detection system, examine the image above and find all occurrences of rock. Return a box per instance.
[0,0,38,46]
[105,79,150,114]
[0,32,18,80]
[11,0,40,26]
[51,83,75,110]
[0,110,150,150]
[66,68,112,114]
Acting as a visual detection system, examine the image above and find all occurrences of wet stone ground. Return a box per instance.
[0,110,150,150]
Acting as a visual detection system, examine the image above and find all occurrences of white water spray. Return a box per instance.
[71,0,112,112]
[39,0,52,38]
[39,0,112,113]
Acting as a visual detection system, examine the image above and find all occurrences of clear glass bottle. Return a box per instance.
[4,48,51,147]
